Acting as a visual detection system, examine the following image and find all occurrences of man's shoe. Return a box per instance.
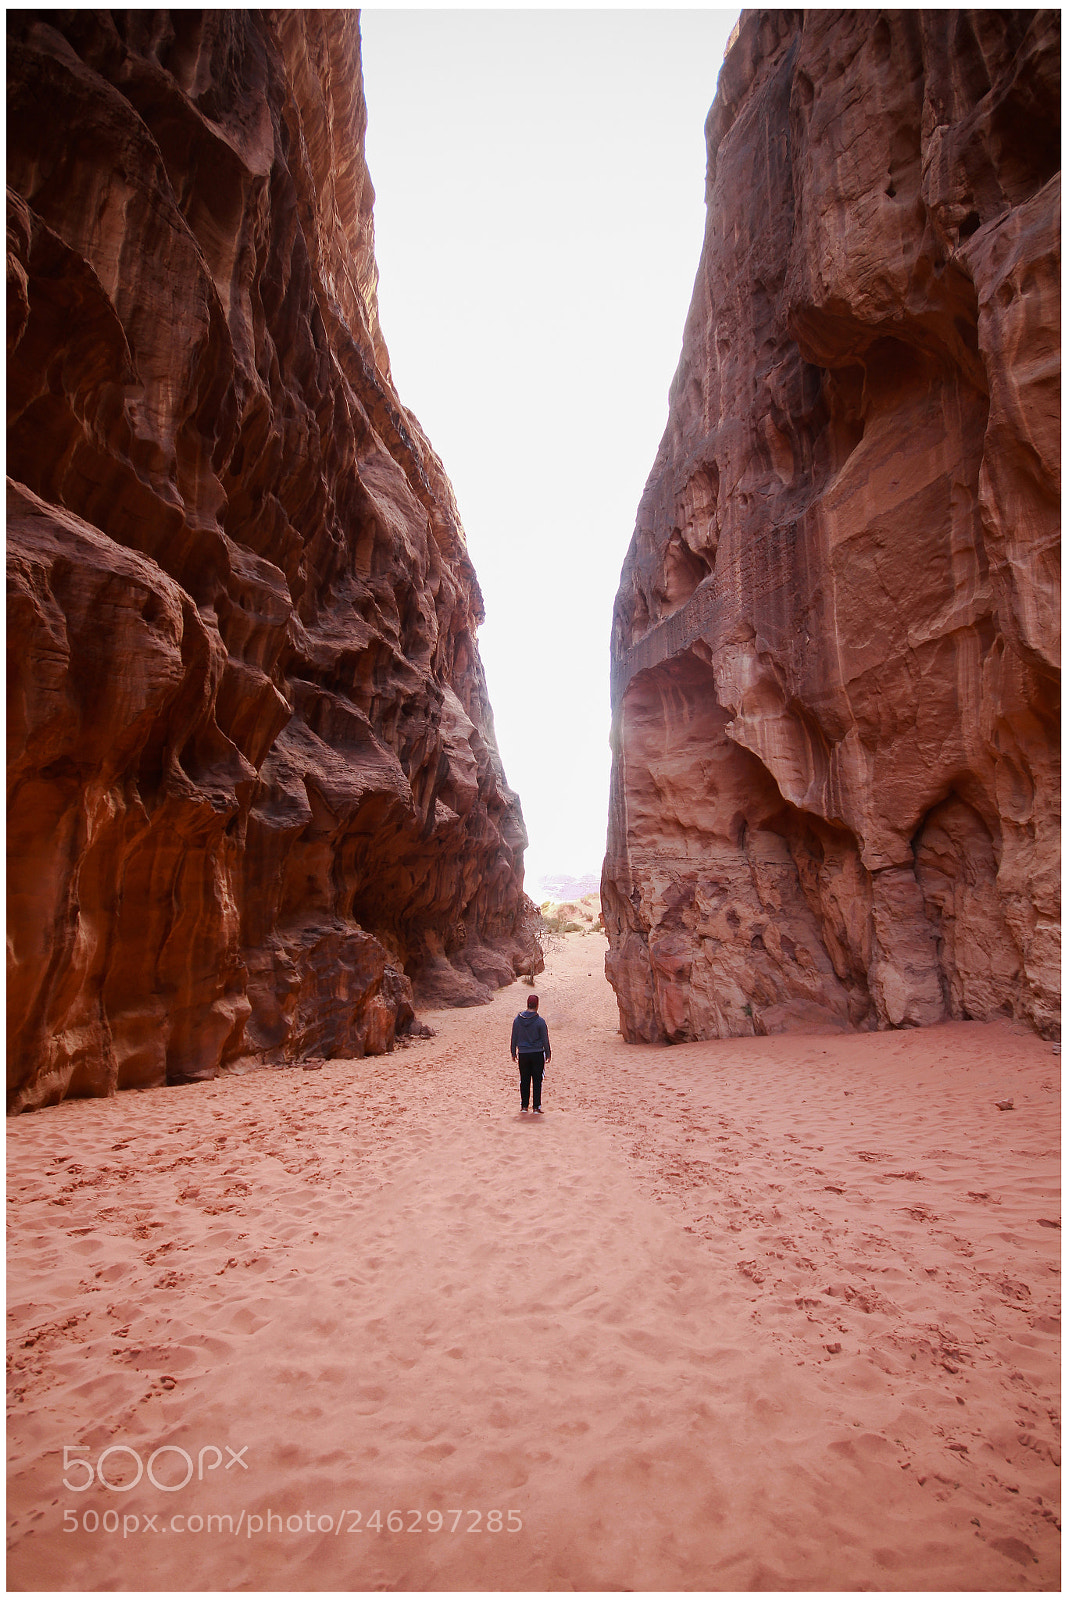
[533,1107,544,1114]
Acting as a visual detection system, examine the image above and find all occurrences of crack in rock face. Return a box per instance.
[7,11,540,1110]
[603,9,1060,1046]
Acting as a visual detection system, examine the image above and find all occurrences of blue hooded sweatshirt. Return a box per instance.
[511,1009,550,1059]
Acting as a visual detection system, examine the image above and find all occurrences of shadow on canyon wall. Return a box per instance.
[7,12,540,1111]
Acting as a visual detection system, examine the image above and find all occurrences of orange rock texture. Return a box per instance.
[604,11,1060,1045]
[7,11,537,1111]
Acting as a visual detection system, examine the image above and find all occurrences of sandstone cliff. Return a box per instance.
[7,10,537,1112]
[604,10,1060,1044]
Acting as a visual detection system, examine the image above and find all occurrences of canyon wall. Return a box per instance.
[7,10,538,1112]
[604,10,1060,1044]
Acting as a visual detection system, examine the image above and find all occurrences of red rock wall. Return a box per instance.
[604,10,1060,1044]
[7,10,538,1111]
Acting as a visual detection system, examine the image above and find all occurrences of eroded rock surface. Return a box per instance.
[7,11,537,1111]
[604,10,1059,1044]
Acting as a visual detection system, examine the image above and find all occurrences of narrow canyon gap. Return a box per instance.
[7,11,539,1112]
[603,10,1060,1047]
[4,15,1061,1591]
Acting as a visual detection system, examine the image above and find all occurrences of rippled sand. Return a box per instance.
[7,933,1060,1589]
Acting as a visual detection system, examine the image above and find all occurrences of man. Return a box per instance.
[510,993,551,1114]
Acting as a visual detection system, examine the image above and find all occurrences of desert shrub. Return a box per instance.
[539,901,570,936]
[518,900,559,982]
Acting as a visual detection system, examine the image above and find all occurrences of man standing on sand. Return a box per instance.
[510,993,551,1114]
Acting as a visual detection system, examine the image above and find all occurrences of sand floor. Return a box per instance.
[7,932,1060,1590]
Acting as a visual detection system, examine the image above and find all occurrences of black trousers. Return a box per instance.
[517,1051,544,1110]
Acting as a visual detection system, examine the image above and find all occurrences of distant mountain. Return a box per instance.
[529,872,601,903]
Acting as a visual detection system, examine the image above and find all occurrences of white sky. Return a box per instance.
[360,5,740,898]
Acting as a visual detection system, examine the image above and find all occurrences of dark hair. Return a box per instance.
[527,994,539,1010]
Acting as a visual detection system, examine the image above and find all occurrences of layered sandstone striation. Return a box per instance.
[8,11,537,1112]
[604,11,1060,1045]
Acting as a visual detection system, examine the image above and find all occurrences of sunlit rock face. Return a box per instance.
[7,11,537,1111]
[603,10,1060,1045]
